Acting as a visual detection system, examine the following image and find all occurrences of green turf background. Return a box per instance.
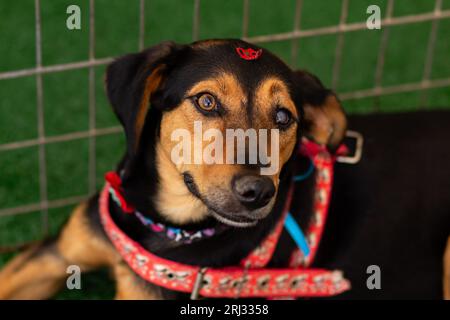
[0,0,449,299]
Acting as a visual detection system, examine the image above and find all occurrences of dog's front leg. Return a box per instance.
[0,240,69,299]
[0,202,117,299]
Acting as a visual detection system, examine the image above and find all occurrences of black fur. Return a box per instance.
[315,111,450,299]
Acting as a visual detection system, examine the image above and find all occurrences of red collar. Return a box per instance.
[99,138,351,298]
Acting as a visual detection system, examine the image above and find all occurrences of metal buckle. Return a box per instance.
[190,267,207,300]
[336,130,363,164]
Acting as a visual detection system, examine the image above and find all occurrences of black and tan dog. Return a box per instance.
[0,39,449,299]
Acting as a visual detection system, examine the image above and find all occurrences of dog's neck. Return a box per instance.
[108,180,291,266]
[108,154,298,267]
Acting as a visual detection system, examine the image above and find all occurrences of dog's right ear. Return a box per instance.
[105,41,184,154]
[292,70,347,151]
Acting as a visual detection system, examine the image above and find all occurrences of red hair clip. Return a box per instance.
[236,47,262,60]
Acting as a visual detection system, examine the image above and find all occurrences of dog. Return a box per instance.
[0,39,449,299]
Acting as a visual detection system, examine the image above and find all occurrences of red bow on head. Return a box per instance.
[236,47,263,60]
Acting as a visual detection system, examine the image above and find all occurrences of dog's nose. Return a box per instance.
[232,175,275,210]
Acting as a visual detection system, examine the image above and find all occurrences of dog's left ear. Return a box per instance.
[292,70,347,151]
[105,41,184,154]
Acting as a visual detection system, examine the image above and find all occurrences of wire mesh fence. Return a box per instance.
[0,0,449,246]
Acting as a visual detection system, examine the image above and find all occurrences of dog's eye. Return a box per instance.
[196,93,217,112]
[275,108,292,127]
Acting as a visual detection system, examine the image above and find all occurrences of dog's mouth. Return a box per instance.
[207,208,258,228]
[183,172,260,228]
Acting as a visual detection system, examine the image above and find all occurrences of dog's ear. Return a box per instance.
[292,70,347,151]
[105,41,184,153]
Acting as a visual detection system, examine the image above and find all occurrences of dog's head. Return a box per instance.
[106,39,346,227]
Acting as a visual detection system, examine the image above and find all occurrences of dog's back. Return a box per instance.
[316,110,450,299]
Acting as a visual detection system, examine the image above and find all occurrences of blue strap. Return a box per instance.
[284,212,310,257]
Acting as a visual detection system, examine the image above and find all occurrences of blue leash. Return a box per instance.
[284,212,310,257]
[283,158,315,257]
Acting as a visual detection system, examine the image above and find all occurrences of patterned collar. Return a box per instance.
[108,186,222,244]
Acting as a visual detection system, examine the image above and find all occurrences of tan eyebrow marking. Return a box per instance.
[254,77,298,120]
[269,82,284,96]
[187,73,247,105]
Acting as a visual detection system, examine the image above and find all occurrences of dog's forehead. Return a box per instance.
[169,40,294,96]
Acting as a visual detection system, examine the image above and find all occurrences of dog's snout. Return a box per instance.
[232,175,275,210]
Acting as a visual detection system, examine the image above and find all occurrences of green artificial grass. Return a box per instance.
[0,0,449,299]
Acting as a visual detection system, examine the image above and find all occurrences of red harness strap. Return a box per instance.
[289,139,348,268]
[99,139,351,298]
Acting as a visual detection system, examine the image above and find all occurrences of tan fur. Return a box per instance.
[155,141,208,224]
[192,39,228,49]
[0,242,68,299]
[57,204,118,268]
[303,95,347,149]
[444,236,450,299]
[134,65,165,151]
[253,77,298,168]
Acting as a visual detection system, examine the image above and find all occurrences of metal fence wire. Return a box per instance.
[0,0,449,243]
